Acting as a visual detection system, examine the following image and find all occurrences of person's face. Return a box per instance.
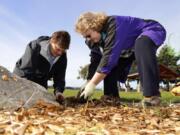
[83,29,101,43]
[50,42,66,57]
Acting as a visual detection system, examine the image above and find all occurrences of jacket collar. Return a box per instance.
[39,40,61,64]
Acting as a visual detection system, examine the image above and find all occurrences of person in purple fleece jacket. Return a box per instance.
[75,12,166,106]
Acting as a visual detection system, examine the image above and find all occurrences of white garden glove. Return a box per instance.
[80,82,96,99]
[76,81,89,98]
[80,81,89,91]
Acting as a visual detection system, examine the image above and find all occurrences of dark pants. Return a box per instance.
[89,36,160,97]
[135,36,160,96]
[104,36,160,97]
[104,66,119,97]
[104,54,135,97]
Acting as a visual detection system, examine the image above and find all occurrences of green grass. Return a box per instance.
[48,89,180,103]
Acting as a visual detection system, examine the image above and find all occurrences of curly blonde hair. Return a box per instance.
[75,12,107,34]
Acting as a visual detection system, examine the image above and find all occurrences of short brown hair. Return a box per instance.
[50,31,71,49]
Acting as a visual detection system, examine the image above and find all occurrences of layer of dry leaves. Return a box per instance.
[0,98,179,135]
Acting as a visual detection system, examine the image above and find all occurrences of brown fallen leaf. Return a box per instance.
[2,74,9,81]
[0,98,179,134]
[45,124,64,133]
[12,76,18,81]
[14,123,29,135]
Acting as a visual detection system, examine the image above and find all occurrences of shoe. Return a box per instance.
[100,95,121,106]
[54,91,65,104]
[142,96,161,107]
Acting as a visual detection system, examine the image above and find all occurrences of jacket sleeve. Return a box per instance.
[13,40,39,80]
[53,54,67,93]
[97,17,129,74]
[87,47,102,80]
[85,40,102,80]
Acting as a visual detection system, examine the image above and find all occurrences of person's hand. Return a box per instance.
[80,81,89,92]
[80,82,96,99]
[76,81,88,99]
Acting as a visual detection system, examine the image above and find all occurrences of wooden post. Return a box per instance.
[137,80,141,92]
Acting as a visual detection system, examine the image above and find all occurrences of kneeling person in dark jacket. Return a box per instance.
[13,31,71,103]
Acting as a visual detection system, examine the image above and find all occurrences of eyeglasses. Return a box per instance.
[84,34,91,39]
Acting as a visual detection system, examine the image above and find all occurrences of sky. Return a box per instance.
[0,0,180,87]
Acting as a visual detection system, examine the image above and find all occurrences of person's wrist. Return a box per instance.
[86,81,96,89]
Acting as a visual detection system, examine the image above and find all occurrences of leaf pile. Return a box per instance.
[0,99,179,135]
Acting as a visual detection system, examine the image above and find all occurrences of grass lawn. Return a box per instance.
[49,89,180,104]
